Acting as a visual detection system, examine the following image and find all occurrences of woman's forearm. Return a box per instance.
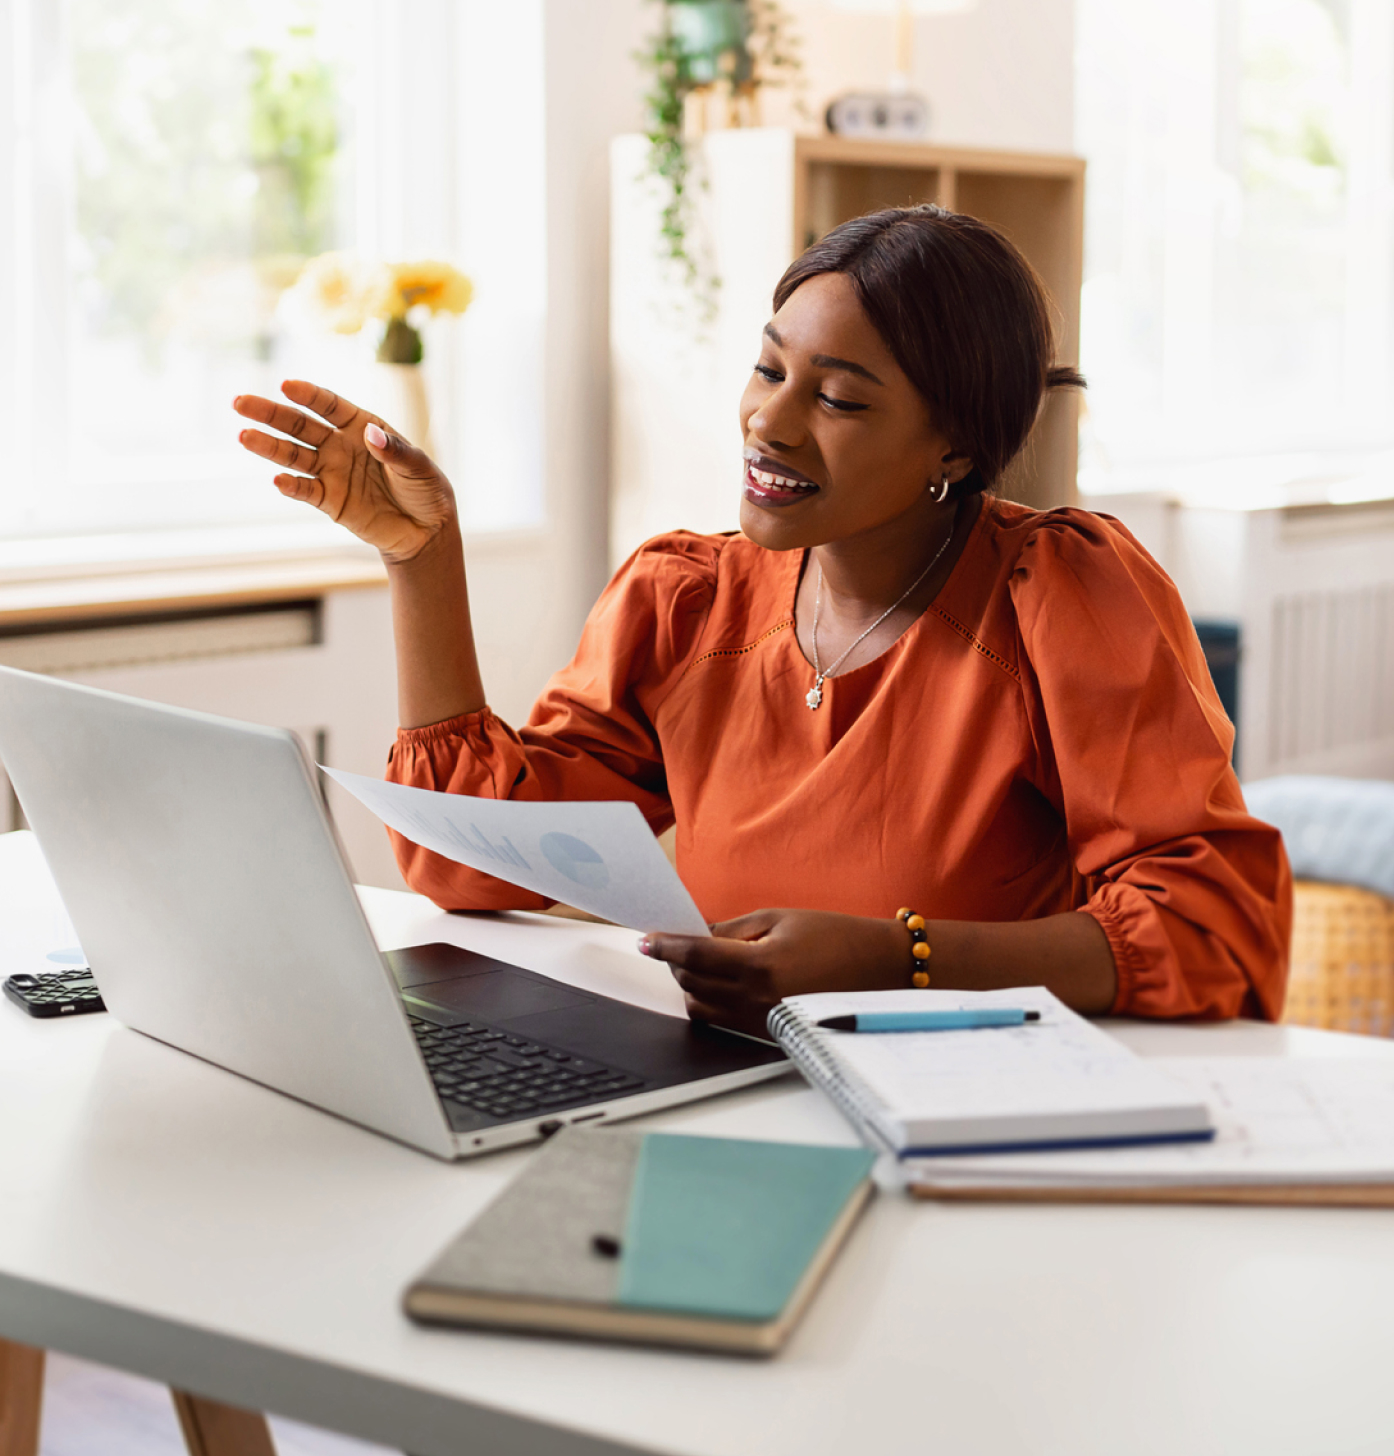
[650,905,1122,1038]
[918,911,1118,1014]
[385,519,487,729]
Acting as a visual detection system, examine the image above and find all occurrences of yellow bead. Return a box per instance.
[896,907,911,922]
[912,941,931,960]
[905,914,925,932]
[911,970,931,989]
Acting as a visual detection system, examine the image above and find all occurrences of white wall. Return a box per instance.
[768,0,1075,152]
[541,0,652,630]
[426,0,650,731]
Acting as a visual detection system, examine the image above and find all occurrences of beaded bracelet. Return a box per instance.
[895,907,932,988]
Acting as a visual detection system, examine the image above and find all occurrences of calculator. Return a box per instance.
[3,967,106,1018]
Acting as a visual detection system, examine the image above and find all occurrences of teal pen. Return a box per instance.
[815,1009,1041,1032]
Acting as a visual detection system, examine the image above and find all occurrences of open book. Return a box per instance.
[767,987,1213,1156]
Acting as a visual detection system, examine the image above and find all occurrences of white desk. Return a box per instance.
[3,829,1394,1456]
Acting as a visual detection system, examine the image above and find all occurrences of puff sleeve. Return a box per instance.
[1010,513,1292,1020]
[385,532,720,910]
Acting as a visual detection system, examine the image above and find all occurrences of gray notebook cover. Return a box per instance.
[417,1128,642,1305]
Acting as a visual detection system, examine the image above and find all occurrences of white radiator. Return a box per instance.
[0,587,405,889]
[1087,494,1394,782]
[1267,585,1394,769]
[0,602,320,675]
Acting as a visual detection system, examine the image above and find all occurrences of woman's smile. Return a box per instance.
[742,448,821,508]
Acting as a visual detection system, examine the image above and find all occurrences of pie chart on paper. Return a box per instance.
[539,832,611,890]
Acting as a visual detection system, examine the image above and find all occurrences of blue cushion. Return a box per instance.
[1243,776,1394,900]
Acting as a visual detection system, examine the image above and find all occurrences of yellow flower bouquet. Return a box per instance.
[295,253,473,363]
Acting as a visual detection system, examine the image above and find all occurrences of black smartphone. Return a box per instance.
[3,968,106,1018]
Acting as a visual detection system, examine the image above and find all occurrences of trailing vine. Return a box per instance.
[637,0,803,315]
[639,22,698,290]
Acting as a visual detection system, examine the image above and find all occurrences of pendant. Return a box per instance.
[806,680,824,710]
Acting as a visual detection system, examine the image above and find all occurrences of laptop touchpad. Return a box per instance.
[404,969,595,1025]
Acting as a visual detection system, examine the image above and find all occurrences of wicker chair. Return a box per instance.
[1244,777,1394,1036]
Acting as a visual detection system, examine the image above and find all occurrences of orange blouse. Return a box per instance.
[388,497,1291,1021]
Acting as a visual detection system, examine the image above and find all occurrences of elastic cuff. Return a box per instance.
[395,706,495,747]
[1079,901,1144,1016]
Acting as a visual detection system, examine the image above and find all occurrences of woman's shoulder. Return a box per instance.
[941,497,1192,672]
[980,497,1153,567]
[616,529,741,587]
[614,529,785,606]
[969,496,1179,604]
[593,530,783,671]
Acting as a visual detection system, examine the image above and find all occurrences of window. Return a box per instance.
[1075,0,1394,503]
[0,0,544,545]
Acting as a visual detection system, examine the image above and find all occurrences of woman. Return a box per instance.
[234,205,1290,1037]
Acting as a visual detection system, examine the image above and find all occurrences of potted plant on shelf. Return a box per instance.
[638,0,802,304]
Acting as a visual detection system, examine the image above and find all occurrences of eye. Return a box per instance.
[753,363,783,383]
[818,393,869,413]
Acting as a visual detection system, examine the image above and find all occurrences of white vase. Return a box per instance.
[373,362,438,461]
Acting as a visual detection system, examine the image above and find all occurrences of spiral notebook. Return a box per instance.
[767,988,1214,1157]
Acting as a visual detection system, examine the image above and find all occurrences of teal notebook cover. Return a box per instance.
[616,1134,875,1323]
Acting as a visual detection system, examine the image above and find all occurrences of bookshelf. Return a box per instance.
[610,130,1085,564]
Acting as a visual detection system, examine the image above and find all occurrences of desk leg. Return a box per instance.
[171,1390,277,1456]
[0,1340,44,1456]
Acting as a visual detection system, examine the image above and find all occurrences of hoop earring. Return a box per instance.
[929,472,952,505]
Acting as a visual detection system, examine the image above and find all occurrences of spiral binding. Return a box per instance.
[767,1003,895,1154]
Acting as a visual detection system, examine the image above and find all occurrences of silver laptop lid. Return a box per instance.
[0,666,454,1158]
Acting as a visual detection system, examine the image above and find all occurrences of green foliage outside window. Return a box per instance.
[70,0,339,364]
[248,36,338,260]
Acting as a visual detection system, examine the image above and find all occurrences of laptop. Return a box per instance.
[0,667,788,1159]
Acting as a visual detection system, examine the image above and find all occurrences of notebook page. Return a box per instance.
[784,988,1203,1128]
[907,1057,1394,1187]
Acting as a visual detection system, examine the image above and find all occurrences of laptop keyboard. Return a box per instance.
[410,1016,646,1120]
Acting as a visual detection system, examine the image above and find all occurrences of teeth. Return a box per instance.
[750,466,813,491]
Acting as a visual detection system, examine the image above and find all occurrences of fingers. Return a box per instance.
[669,962,743,1005]
[639,932,760,980]
[708,909,781,942]
[681,990,767,1039]
[364,419,445,480]
[273,472,327,510]
[237,426,318,476]
[233,394,332,448]
[682,992,738,1027]
[280,379,362,429]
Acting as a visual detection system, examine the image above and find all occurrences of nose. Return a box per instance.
[746,379,806,453]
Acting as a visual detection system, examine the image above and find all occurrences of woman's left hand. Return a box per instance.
[640,909,905,1038]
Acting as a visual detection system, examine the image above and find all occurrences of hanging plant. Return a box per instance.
[637,0,803,312]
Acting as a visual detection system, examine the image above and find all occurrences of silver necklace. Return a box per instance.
[805,511,958,710]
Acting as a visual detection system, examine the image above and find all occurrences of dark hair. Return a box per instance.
[773,205,1084,496]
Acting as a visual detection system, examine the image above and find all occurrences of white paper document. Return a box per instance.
[905,1057,1394,1188]
[323,768,710,936]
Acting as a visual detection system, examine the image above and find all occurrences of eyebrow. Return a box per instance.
[763,324,885,387]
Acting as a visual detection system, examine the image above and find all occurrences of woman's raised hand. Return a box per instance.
[233,380,456,564]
